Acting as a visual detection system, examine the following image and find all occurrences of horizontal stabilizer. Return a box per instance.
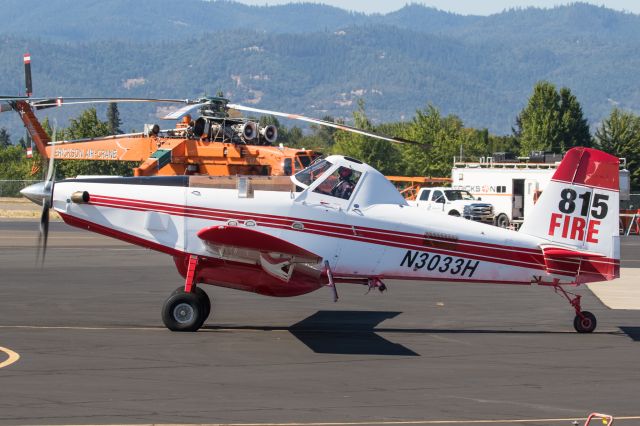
[541,245,605,258]
[541,244,616,281]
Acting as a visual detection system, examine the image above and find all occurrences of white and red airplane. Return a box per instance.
[22,146,619,333]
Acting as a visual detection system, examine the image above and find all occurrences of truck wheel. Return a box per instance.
[495,214,509,228]
[448,210,460,217]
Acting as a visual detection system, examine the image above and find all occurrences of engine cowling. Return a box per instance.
[240,121,258,141]
[260,124,278,144]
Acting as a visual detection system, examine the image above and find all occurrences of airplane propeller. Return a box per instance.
[20,122,58,266]
[37,133,56,266]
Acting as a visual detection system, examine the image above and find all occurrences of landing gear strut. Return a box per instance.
[552,281,597,333]
[162,255,211,332]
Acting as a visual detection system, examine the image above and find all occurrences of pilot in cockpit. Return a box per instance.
[331,167,356,200]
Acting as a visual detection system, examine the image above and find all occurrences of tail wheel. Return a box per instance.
[573,311,597,333]
[495,213,510,228]
[162,291,205,332]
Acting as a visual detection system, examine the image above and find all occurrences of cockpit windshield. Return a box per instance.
[292,158,332,188]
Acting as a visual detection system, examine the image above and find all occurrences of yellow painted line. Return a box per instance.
[0,346,20,369]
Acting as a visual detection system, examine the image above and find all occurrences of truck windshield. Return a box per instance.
[445,190,475,201]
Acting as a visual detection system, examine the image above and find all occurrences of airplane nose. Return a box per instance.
[20,181,50,206]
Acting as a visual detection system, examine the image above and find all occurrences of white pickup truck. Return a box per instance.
[409,187,495,224]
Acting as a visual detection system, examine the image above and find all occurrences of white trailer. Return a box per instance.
[452,158,629,228]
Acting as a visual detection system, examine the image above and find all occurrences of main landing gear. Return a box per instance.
[552,281,597,333]
[161,255,212,332]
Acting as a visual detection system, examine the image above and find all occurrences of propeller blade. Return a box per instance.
[227,103,418,145]
[37,199,50,266]
[36,121,57,266]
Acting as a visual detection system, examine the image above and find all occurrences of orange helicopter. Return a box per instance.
[1,54,412,178]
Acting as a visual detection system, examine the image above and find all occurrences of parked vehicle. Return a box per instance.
[452,156,629,228]
[409,187,495,224]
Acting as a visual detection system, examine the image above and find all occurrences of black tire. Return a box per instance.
[495,214,510,228]
[170,286,210,319]
[448,210,460,217]
[195,287,211,322]
[161,291,205,332]
[573,311,597,333]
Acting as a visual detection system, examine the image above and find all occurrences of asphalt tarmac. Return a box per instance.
[1,219,640,426]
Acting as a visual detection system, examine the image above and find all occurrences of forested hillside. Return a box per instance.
[0,1,639,136]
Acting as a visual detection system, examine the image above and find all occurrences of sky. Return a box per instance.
[231,0,640,15]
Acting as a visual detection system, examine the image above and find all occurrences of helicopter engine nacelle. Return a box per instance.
[240,121,258,141]
[260,125,278,144]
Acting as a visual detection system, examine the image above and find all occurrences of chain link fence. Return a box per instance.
[0,180,40,198]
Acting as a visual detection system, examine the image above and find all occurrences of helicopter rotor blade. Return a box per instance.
[227,103,418,145]
[30,97,191,109]
[161,103,206,120]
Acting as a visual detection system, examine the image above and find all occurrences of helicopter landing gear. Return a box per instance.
[162,255,211,332]
[552,281,597,333]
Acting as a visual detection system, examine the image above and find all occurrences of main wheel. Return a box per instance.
[448,210,460,217]
[495,213,510,228]
[170,286,211,320]
[573,311,597,333]
[162,291,205,332]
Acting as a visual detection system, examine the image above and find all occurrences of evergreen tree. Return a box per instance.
[595,108,640,189]
[0,127,11,148]
[515,82,591,155]
[399,104,486,177]
[559,87,592,149]
[65,108,111,140]
[106,102,123,135]
[515,81,563,155]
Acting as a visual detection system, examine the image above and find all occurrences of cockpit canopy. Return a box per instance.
[292,155,407,208]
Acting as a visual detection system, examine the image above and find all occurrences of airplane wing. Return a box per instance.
[197,226,322,281]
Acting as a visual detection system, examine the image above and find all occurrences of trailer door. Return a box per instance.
[524,178,539,220]
[512,179,524,219]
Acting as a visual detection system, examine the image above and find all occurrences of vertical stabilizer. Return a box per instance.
[519,147,619,282]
